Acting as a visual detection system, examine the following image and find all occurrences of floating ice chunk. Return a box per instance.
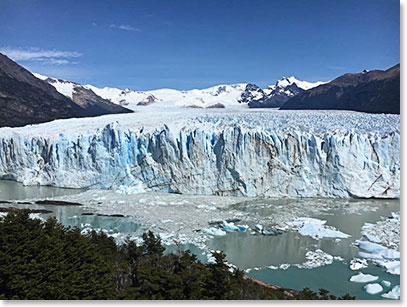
[357,240,400,259]
[358,251,383,259]
[363,234,381,243]
[287,217,350,239]
[381,285,400,300]
[363,283,383,295]
[381,280,391,287]
[349,272,378,283]
[349,258,368,270]
[254,224,263,233]
[220,221,240,232]
[375,260,400,275]
[203,227,226,236]
[237,225,249,232]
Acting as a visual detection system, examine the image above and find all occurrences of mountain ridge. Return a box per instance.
[280,64,400,114]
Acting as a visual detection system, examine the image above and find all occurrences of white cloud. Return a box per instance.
[0,47,82,65]
[109,24,141,32]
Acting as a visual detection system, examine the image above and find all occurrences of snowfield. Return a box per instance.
[0,108,400,198]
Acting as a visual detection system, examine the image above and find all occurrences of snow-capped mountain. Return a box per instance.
[34,73,326,110]
[85,83,248,110]
[33,73,132,115]
[248,76,327,108]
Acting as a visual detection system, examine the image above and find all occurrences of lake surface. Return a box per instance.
[0,180,400,300]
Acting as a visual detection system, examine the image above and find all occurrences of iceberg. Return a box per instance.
[203,227,226,236]
[0,110,399,198]
[363,234,381,243]
[381,285,400,300]
[286,217,350,239]
[357,240,400,260]
[220,221,240,232]
[349,272,378,283]
[381,280,391,288]
[363,283,383,295]
[237,224,249,232]
[254,224,264,233]
[375,260,400,275]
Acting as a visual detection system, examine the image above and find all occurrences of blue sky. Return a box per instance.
[0,0,400,90]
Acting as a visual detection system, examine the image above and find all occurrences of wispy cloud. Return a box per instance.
[0,47,82,65]
[109,24,141,32]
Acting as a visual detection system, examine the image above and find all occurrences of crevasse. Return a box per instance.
[0,121,399,198]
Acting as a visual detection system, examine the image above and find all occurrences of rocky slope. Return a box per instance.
[0,53,132,128]
[280,64,400,114]
[33,74,133,116]
[247,77,326,108]
[0,53,86,128]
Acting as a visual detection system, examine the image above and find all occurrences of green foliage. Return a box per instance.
[0,211,355,300]
[0,210,114,299]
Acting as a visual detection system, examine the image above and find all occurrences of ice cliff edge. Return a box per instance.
[0,113,399,198]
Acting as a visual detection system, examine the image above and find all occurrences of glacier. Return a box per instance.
[0,109,400,198]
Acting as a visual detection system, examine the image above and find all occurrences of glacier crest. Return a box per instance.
[0,121,400,198]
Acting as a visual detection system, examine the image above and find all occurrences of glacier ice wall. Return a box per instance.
[0,120,400,198]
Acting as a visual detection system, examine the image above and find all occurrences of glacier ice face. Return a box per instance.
[0,110,399,198]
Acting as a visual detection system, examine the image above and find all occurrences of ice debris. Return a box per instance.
[363,283,383,295]
[381,285,400,300]
[363,234,381,243]
[381,280,391,288]
[374,260,400,275]
[361,212,400,250]
[219,221,249,233]
[357,240,400,260]
[203,227,226,236]
[296,249,333,269]
[286,217,350,239]
[220,221,240,232]
[349,272,378,283]
[349,258,368,270]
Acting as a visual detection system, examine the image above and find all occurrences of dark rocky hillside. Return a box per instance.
[280,64,400,114]
[0,53,132,128]
[44,77,133,116]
